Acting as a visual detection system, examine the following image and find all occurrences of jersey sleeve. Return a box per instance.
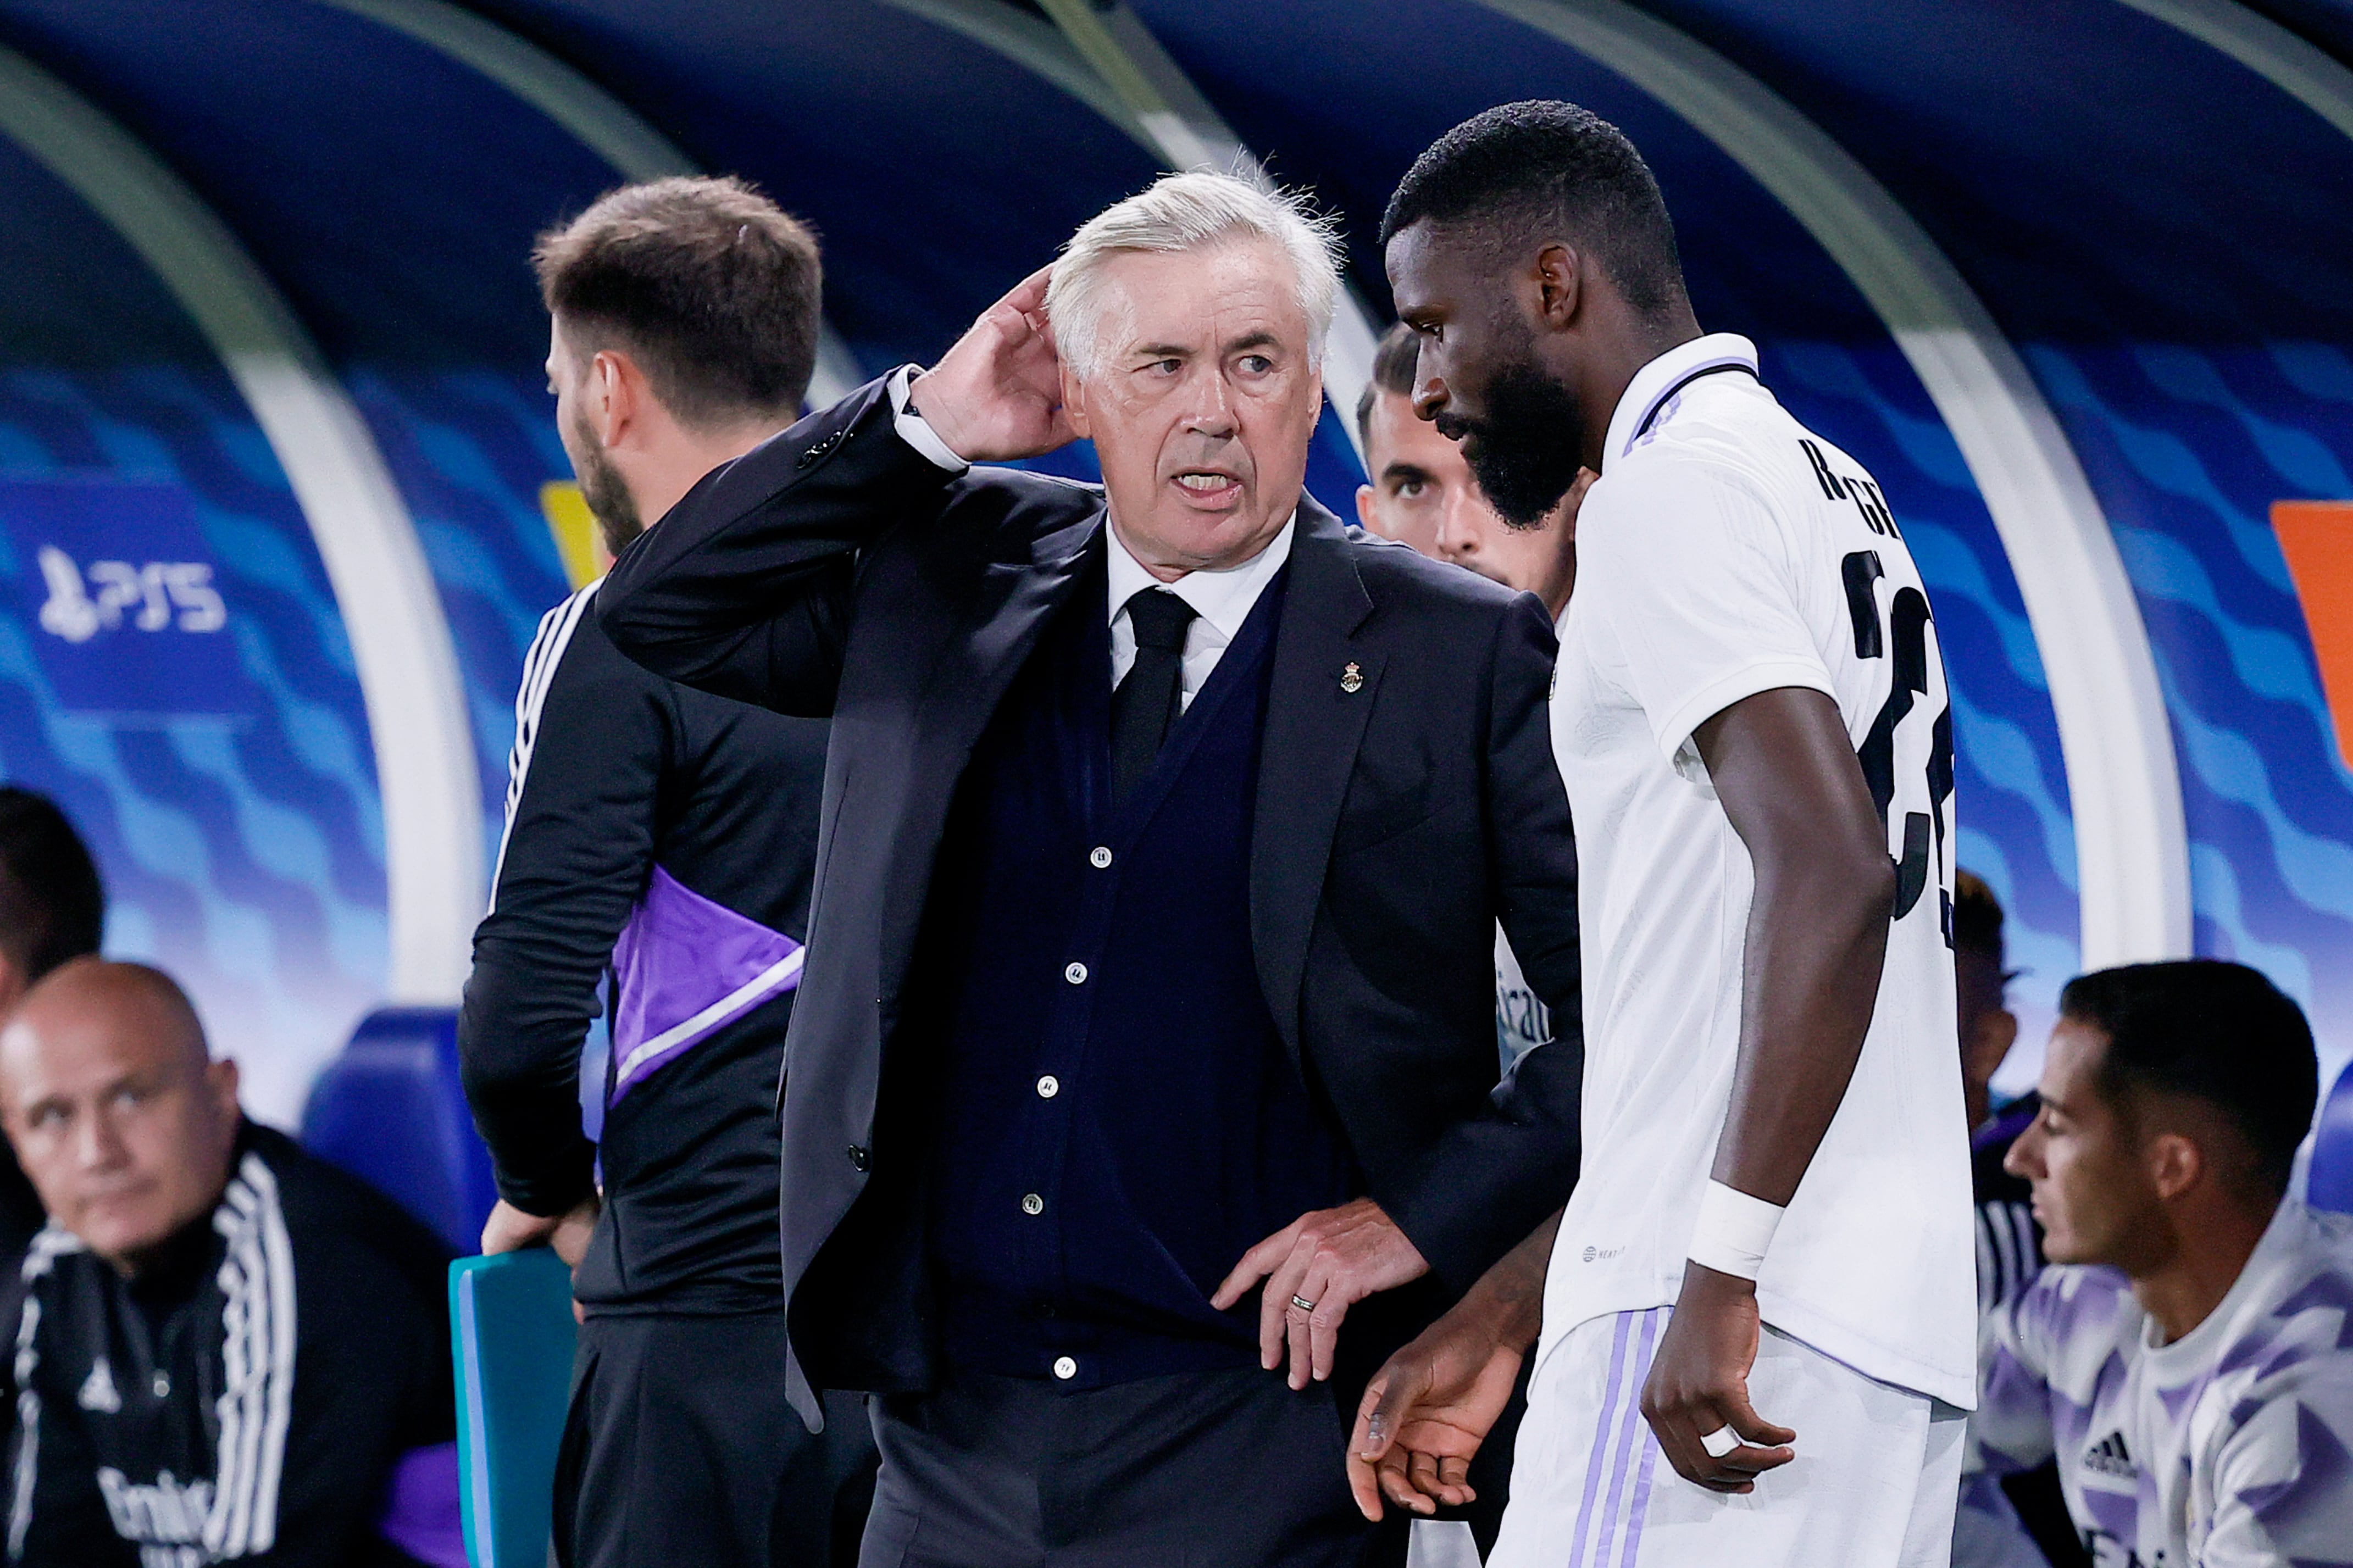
[6,1282,137,1568]
[459,596,672,1217]
[1581,455,1834,775]
[1967,1269,2066,1478]
[2194,1355,2353,1568]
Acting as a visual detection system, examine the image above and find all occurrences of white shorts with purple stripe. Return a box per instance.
[1490,1308,1965,1568]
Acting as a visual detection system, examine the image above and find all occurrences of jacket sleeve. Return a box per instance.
[458,609,669,1218]
[1385,592,1586,1293]
[8,1282,136,1567]
[597,373,961,714]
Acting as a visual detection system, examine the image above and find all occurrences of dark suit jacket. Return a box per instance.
[600,377,1583,1424]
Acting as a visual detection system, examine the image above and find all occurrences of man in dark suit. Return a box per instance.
[600,170,1581,1567]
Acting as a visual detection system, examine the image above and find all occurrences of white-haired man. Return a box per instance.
[600,171,1585,1566]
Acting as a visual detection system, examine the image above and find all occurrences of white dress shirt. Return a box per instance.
[889,365,1294,710]
[1103,519,1291,711]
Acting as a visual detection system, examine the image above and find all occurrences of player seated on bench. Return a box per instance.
[1961,959,2353,1567]
[0,959,461,1567]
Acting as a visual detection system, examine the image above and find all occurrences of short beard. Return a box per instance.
[1444,359,1586,529]
[571,410,644,558]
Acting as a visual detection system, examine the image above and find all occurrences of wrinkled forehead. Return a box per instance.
[0,1002,195,1107]
[1089,238,1309,355]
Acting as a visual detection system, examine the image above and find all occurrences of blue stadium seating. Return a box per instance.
[301,1007,500,1255]
[2310,1057,2353,1217]
[449,1250,577,1568]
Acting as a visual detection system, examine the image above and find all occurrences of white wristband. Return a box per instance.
[1688,1181,1784,1281]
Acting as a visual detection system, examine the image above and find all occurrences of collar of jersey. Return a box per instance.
[1602,332,1761,470]
[2138,1196,2307,1365]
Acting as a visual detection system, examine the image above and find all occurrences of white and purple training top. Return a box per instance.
[1964,1198,2353,1567]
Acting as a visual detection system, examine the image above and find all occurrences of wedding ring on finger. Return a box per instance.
[1699,1425,1740,1459]
[1290,1294,1318,1313]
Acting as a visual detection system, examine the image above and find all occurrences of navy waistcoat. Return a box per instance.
[917,542,1357,1389]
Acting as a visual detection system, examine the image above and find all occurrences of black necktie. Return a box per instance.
[1110,587,1198,808]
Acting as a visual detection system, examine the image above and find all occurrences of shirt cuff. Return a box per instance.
[888,366,971,474]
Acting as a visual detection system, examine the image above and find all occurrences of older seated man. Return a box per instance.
[0,960,460,1567]
[598,170,1584,1566]
[1962,960,2353,1566]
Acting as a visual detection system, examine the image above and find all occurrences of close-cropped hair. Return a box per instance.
[1380,99,1686,319]
[1952,869,2004,963]
[1355,321,1422,454]
[1046,169,1344,381]
[2060,959,2318,1200]
[534,175,822,429]
[0,787,105,983]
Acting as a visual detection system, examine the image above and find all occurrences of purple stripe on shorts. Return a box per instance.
[1596,1309,1663,1556]
[1616,1310,1667,1568]
[1569,1311,1638,1568]
[608,865,802,1103]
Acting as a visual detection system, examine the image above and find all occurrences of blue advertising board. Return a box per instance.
[0,480,257,721]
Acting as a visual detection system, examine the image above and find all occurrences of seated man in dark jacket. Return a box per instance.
[599,169,1584,1565]
[0,959,458,1567]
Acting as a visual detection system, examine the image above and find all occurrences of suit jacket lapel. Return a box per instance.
[1251,497,1380,1066]
[875,505,1101,1013]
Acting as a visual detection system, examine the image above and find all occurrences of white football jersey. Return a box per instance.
[1542,333,1975,1408]
[1967,1200,2353,1567]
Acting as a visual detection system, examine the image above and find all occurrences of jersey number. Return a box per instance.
[1841,549,1956,943]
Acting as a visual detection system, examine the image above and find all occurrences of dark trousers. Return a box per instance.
[554,1310,878,1568]
[857,1366,1408,1568]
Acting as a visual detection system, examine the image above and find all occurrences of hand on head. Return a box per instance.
[906,266,1076,464]
[924,175,1335,583]
[0,959,240,1275]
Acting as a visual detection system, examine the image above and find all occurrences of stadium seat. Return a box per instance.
[449,1250,578,1568]
[2310,1056,2353,1216]
[302,1007,500,1255]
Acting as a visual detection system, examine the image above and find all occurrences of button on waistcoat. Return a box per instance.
[915,548,1356,1389]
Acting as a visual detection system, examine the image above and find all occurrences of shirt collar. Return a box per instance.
[1105,512,1296,644]
[1600,332,1761,471]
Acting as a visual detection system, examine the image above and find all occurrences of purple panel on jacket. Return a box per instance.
[608,865,802,1104]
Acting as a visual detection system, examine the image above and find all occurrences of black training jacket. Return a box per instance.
[2,1124,454,1567]
[459,580,827,1314]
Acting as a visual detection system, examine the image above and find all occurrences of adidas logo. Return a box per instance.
[2081,1430,2135,1480]
[76,1357,121,1414]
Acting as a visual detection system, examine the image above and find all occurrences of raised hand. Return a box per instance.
[1211,1197,1430,1391]
[1639,1263,1797,1493]
[1346,1311,1524,1520]
[909,265,1077,461]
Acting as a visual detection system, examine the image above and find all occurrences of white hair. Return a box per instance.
[1046,169,1344,381]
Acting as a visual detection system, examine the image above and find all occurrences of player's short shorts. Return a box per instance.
[1489,1306,1964,1568]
